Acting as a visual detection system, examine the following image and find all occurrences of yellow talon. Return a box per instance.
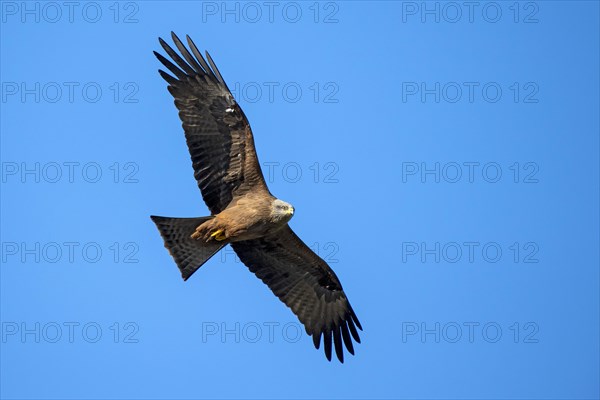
[210,229,226,241]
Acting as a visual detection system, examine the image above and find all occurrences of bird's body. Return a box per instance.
[191,195,293,243]
[150,32,362,362]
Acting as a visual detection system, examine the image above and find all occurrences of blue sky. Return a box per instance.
[1,1,599,399]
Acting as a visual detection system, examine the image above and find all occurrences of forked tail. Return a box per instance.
[150,216,225,280]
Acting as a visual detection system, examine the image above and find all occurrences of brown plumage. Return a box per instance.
[150,32,362,362]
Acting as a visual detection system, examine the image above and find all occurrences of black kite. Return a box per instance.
[150,33,362,362]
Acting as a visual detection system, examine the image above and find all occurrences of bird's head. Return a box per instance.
[271,199,295,223]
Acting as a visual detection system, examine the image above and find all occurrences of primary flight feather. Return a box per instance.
[150,32,362,362]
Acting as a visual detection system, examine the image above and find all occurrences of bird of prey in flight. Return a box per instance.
[150,32,362,362]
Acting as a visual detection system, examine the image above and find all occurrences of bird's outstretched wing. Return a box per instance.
[154,32,269,214]
[231,226,362,362]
